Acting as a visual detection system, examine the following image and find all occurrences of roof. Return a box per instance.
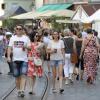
[82,4,100,16]
[72,5,89,21]
[13,6,27,15]
[36,3,72,12]
[0,6,27,20]
[80,4,100,16]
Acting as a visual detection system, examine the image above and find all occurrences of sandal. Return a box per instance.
[29,92,36,95]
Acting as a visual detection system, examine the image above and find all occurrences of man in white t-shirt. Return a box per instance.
[7,25,30,97]
[43,30,51,73]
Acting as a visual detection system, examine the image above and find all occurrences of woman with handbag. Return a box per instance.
[27,32,43,95]
[80,28,99,84]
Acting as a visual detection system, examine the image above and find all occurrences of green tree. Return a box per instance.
[3,19,25,30]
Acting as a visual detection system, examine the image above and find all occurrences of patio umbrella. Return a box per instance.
[10,10,50,19]
[11,11,37,19]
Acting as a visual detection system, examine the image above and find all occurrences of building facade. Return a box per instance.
[0,0,34,16]
[35,0,43,9]
[0,0,4,16]
[0,0,36,26]
[0,0,4,26]
[2,0,34,12]
[43,0,100,4]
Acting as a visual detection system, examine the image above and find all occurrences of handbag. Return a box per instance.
[70,53,78,64]
[33,57,42,67]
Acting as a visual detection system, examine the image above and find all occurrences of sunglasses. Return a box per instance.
[16,28,22,30]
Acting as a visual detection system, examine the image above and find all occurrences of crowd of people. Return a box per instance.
[0,24,100,97]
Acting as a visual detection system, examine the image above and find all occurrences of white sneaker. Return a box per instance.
[65,79,69,85]
[20,91,25,97]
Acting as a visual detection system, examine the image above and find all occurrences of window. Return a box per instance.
[1,3,5,9]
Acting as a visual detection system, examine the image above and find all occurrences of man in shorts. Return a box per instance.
[7,25,30,97]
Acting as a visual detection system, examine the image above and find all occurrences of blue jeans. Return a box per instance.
[50,60,63,67]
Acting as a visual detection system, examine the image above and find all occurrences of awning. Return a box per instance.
[56,19,80,23]
[38,9,74,18]
[37,3,72,12]
[11,11,37,19]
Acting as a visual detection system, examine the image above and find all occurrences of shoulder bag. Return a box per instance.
[33,56,42,67]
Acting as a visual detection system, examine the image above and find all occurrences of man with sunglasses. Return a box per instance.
[7,25,31,97]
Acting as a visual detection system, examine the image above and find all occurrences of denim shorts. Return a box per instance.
[50,60,63,67]
[13,61,28,77]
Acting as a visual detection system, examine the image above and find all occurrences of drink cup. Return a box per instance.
[54,49,57,53]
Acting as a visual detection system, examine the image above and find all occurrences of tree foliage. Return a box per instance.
[3,19,25,31]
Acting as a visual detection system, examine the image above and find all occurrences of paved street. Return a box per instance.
[0,58,47,100]
[0,60,100,100]
[4,76,47,100]
[0,58,15,99]
[0,57,9,74]
[46,66,100,100]
[0,1,100,100]
[0,75,15,99]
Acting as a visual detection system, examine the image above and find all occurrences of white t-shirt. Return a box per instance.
[43,36,50,45]
[81,31,87,38]
[0,35,3,41]
[9,35,30,62]
[47,40,64,60]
